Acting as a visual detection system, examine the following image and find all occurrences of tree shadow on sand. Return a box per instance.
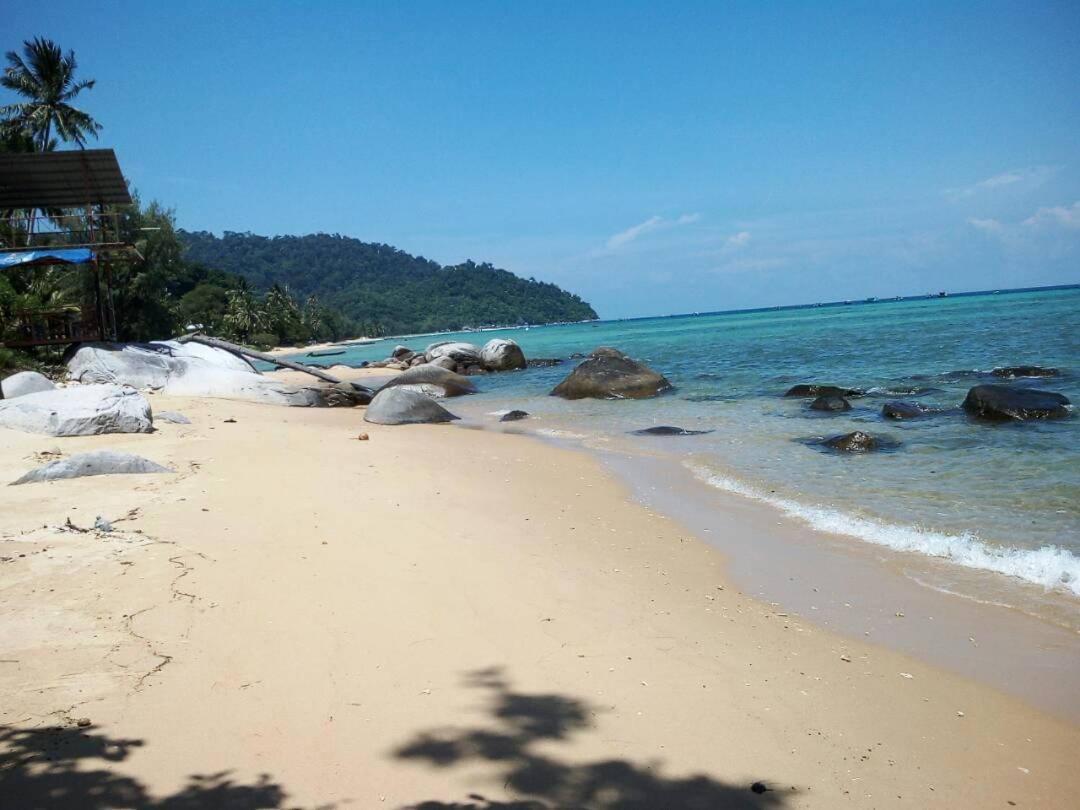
[0,723,331,810]
[393,667,793,810]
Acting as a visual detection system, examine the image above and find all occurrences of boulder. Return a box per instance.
[157,410,192,424]
[430,356,458,371]
[631,426,714,436]
[0,384,153,436]
[809,395,851,412]
[1,371,55,398]
[991,366,1059,379]
[391,345,414,359]
[364,387,460,425]
[409,355,427,367]
[962,385,1070,421]
[323,382,374,407]
[424,341,483,366]
[480,339,526,371]
[500,410,530,422]
[785,384,861,398]
[551,347,672,400]
[461,365,487,376]
[378,365,477,398]
[67,340,253,388]
[823,431,879,452]
[882,401,926,419]
[162,365,328,407]
[12,450,171,485]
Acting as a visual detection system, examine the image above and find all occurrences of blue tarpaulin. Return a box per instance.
[0,248,94,269]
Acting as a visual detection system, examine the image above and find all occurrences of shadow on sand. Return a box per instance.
[0,723,331,810]
[393,667,792,810]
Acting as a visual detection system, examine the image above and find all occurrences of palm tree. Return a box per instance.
[0,38,101,151]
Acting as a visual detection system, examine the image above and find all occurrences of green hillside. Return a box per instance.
[179,231,597,335]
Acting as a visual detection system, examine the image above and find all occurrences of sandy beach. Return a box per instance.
[1,389,1077,809]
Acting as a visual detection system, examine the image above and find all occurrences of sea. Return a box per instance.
[282,286,1080,630]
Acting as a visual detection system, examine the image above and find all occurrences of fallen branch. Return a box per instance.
[176,334,373,393]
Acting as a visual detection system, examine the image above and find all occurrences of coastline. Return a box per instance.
[1,393,1078,807]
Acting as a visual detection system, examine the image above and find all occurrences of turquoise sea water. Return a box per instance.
[286,287,1080,615]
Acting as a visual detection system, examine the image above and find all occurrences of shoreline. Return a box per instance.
[1,394,1078,807]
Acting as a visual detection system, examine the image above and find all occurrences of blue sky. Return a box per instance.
[5,1,1078,318]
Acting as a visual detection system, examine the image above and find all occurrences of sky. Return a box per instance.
[5,1,1079,318]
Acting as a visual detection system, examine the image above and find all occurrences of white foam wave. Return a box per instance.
[686,462,1080,596]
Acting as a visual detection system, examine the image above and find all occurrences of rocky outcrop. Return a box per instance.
[809,395,851,412]
[500,410,529,422]
[631,426,714,436]
[962,385,1070,421]
[991,366,1059,379]
[0,384,153,436]
[1,371,55,398]
[784,384,861,398]
[822,431,879,452]
[480,339,526,371]
[551,347,672,400]
[162,365,328,406]
[12,450,171,485]
[425,342,484,366]
[364,388,460,425]
[67,340,253,388]
[323,381,375,407]
[377,365,477,398]
[882,401,927,419]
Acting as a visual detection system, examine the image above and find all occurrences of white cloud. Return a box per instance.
[946,166,1057,200]
[1023,201,1080,230]
[967,217,1004,233]
[604,213,701,251]
[724,230,752,249]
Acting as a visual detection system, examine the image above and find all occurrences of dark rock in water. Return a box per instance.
[809,395,851,412]
[391,345,414,359]
[13,450,172,485]
[882,401,927,419]
[823,431,879,452]
[551,347,672,400]
[500,410,529,422]
[364,388,459,425]
[991,365,1060,379]
[784,384,861,398]
[631,425,714,436]
[569,352,586,359]
[527,358,563,368]
[962,384,1070,421]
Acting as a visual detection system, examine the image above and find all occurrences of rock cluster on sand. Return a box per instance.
[364,387,460,425]
[0,384,153,436]
[12,450,171,485]
[962,384,1070,421]
[376,365,477,398]
[369,338,528,376]
[551,347,672,400]
[1,371,56,398]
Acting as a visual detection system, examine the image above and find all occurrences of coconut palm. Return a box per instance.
[1,37,101,151]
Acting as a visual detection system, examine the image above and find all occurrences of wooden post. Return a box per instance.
[176,333,373,393]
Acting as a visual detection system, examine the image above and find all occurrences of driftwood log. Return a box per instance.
[176,334,373,394]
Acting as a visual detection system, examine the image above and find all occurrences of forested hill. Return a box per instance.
[179,230,597,335]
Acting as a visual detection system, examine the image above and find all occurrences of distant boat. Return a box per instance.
[938,291,948,297]
[308,348,346,357]
[866,297,877,303]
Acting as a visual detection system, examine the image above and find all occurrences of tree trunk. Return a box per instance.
[176,333,373,393]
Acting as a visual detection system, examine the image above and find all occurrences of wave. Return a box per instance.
[685,462,1080,597]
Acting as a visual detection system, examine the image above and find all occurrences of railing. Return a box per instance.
[0,307,103,347]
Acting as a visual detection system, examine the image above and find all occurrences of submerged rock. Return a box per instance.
[364,388,459,425]
[882,401,927,419]
[822,431,879,452]
[631,425,714,436]
[809,395,851,412]
[1,371,55,398]
[551,347,672,400]
[500,410,530,422]
[962,384,1070,421]
[12,450,171,485]
[481,338,527,371]
[991,366,1059,379]
[0,384,153,436]
[784,384,861,398]
[527,358,563,368]
[378,365,476,398]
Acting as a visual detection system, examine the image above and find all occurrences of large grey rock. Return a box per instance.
[162,365,328,406]
[551,347,672,400]
[378,365,476,398]
[67,340,254,388]
[962,384,1070,421]
[364,388,459,425]
[480,339,526,371]
[157,410,192,424]
[12,450,171,485]
[424,341,483,366]
[0,384,153,436]
[1,371,55,398]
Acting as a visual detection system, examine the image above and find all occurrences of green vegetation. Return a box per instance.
[180,231,598,335]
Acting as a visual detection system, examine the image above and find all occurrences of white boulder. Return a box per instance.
[0,384,153,436]
[480,338,526,371]
[1,371,56,398]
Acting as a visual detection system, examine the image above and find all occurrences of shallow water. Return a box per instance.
[284,287,1080,623]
